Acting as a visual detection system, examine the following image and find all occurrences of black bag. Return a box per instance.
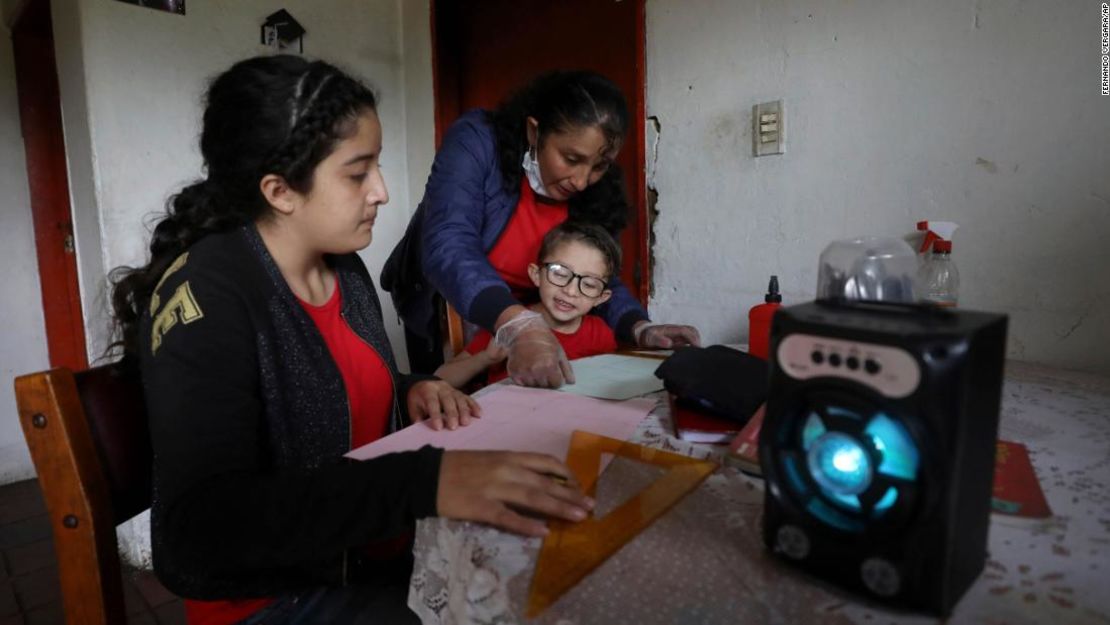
[653,345,770,425]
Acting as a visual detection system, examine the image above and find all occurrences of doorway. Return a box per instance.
[12,0,88,370]
[431,0,649,305]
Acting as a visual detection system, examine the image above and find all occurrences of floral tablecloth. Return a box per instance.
[408,361,1110,624]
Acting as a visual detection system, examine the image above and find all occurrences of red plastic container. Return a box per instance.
[748,276,782,360]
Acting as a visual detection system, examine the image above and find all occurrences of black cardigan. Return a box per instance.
[140,225,442,599]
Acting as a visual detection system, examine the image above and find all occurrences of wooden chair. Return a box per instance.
[14,362,152,625]
[441,301,467,360]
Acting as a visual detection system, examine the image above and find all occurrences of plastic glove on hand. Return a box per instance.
[496,311,575,388]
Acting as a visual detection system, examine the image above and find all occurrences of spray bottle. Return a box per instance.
[916,221,960,307]
[748,276,782,360]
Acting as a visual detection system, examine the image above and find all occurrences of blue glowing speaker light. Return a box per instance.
[788,405,920,525]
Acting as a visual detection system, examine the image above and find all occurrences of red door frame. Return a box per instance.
[13,0,89,370]
[428,0,650,307]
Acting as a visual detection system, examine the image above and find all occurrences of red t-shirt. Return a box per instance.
[486,178,568,298]
[296,282,394,449]
[185,281,394,625]
[465,314,617,384]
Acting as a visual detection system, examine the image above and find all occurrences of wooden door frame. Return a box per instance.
[428,0,651,307]
[13,0,89,370]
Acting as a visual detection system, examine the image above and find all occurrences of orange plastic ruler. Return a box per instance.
[526,430,718,617]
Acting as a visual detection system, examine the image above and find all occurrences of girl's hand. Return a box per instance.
[407,379,481,431]
[436,450,594,536]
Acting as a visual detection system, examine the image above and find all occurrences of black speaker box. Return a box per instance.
[759,300,1008,615]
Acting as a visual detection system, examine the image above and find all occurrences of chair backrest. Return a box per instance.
[442,301,467,359]
[14,362,151,625]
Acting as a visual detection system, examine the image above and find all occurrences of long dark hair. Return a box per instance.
[109,55,378,358]
[488,70,630,234]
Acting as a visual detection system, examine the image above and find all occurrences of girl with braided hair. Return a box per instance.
[111,55,592,624]
[382,70,701,387]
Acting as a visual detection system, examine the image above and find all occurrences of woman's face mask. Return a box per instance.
[522,148,554,199]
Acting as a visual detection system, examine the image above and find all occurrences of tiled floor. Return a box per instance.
[0,479,185,625]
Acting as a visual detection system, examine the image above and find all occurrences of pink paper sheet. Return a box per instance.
[345,385,656,461]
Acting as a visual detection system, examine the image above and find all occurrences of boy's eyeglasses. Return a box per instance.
[542,263,608,298]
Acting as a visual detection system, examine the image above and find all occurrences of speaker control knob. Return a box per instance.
[861,557,901,597]
[865,359,881,375]
[828,353,842,367]
[775,525,811,560]
[810,350,824,364]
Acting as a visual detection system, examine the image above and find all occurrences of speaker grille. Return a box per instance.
[770,392,922,533]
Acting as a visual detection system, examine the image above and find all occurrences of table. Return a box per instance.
[406,362,1110,624]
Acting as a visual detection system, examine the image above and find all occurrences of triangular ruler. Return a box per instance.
[526,430,718,617]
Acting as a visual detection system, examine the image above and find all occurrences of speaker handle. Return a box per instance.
[816,297,955,318]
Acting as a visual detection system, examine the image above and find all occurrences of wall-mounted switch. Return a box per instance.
[753,100,785,156]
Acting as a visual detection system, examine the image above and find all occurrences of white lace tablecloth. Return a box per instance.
[408,361,1110,624]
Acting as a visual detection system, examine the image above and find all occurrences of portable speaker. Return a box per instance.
[759,300,1008,615]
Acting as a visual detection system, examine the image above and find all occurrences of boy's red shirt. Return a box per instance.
[465,315,617,383]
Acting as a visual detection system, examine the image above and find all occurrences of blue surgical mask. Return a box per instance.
[521,147,554,199]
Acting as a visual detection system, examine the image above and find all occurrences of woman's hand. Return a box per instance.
[496,310,575,388]
[407,379,481,431]
[436,450,594,536]
[633,322,702,349]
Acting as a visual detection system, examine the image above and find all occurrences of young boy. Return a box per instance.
[436,221,620,388]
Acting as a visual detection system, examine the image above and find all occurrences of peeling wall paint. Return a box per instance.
[646,0,1110,374]
[646,115,662,298]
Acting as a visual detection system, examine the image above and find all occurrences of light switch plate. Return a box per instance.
[753,100,785,156]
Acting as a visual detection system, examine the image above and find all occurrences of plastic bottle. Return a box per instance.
[919,240,960,306]
[916,220,959,254]
[748,276,782,360]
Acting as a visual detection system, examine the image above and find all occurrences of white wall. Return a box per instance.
[400,0,435,284]
[646,0,1110,374]
[0,11,51,484]
[49,0,421,565]
[53,0,418,371]
[1,0,26,24]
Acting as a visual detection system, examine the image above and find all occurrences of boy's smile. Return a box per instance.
[528,239,613,333]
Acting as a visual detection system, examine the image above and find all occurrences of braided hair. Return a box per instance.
[489,71,630,234]
[109,55,377,358]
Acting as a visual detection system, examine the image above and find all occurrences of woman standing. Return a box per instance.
[111,55,592,624]
[383,71,700,386]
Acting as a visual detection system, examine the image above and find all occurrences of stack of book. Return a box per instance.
[667,393,743,444]
[724,405,764,476]
[668,393,766,479]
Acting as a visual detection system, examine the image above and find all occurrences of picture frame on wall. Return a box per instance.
[115,0,185,15]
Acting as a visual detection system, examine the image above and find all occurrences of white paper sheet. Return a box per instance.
[558,353,666,400]
[346,385,656,461]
